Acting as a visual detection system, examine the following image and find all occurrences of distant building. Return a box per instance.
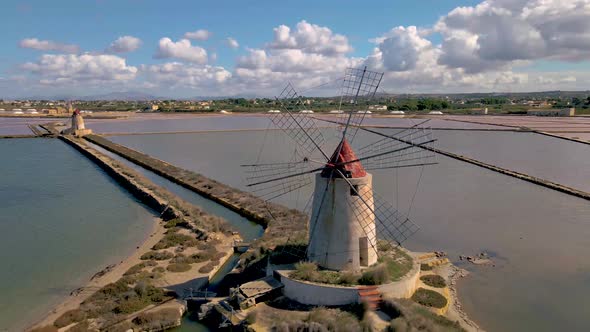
[61,110,92,136]
[389,110,405,115]
[300,110,314,113]
[368,105,387,111]
[328,110,344,114]
[526,100,550,108]
[470,108,488,115]
[428,110,444,115]
[268,110,281,113]
[527,108,575,117]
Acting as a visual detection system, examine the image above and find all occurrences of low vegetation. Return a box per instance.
[132,308,182,331]
[153,232,200,250]
[166,262,192,273]
[140,250,174,261]
[53,279,171,330]
[124,260,157,276]
[421,263,433,271]
[382,298,464,332]
[411,288,448,309]
[253,306,368,332]
[290,244,413,286]
[420,275,447,288]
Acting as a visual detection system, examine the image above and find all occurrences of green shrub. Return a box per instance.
[114,297,150,314]
[153,233,199,250]
[198,262,216,274]
[140,251,174,261]
[53,309,85,328]
[166,262,191,273]
[421,264,432,271]
[384,298,464,332]
[411,288,448,308]
[124,261,157,276]
[359,264,390,285]
[163,218,190,229]
[420,275,446,288]
[153,266,166,273]
[132,308,181,329]
[377,240,394,252]
[339,271,360,285]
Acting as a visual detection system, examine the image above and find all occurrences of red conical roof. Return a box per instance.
[321,139,366,178]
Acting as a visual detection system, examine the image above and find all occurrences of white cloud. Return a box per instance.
[141,62,231,88]
[154,38,208,64]
[436,0,590,72]
[184,29,211,41]
[269,20,353,55]
[229,20,360,95]
[226,37,239,49]
[106,36,142,53]
[19,38,79,54]
[22,54,138,85]
[372,26,433,72]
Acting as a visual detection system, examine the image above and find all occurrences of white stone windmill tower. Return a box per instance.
[243,67,437,272]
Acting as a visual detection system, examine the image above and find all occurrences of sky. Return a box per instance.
[1,0,589,98]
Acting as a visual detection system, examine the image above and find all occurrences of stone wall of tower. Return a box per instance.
[307,172,378,271]
[72,114,86,130]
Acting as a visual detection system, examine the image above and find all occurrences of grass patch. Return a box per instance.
[163,218,190,229]
[132,308,183,330]
[198,261,217,274]
[140,250,174,261]
[411,288,448,308]
[166,262,192,273]
[258,307,365,332]
[421,263,432,271]
[420,275,446,288]
[290,245,413,286]
[124,261,158,276]
[153,233,199,250]
[290,262,349,285]
[382,298,464,332]
[53,309,85,328]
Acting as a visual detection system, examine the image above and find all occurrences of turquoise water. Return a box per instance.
[0,139,156,331]
[110,130,590,332]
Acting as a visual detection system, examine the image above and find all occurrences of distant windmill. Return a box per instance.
[243,67,437,271]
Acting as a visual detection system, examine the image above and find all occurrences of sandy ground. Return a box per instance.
[29,217,166,330]
[29,218,236,331]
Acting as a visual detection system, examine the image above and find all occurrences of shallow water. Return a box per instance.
[0,139,156,331]
[110,129,590,332]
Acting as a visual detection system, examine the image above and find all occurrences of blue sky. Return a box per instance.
[1,0,589,98]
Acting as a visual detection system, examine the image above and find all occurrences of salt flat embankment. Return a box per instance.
[83,134,308,249]
[358,126,590,201]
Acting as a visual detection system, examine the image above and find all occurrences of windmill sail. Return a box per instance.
[355,124,438,170]
[270,83,330,160]
[337,67,384,144]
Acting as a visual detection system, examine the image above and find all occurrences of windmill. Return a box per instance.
[243,67,437,272]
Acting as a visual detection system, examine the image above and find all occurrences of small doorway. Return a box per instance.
[359,237,369,266]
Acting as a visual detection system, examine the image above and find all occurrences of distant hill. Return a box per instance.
[78,91,159,101]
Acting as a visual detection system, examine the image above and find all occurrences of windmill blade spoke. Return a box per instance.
[242,161,322,201]
[354,126,438,170]
[271,83,329,160]
[338,67,384,143]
